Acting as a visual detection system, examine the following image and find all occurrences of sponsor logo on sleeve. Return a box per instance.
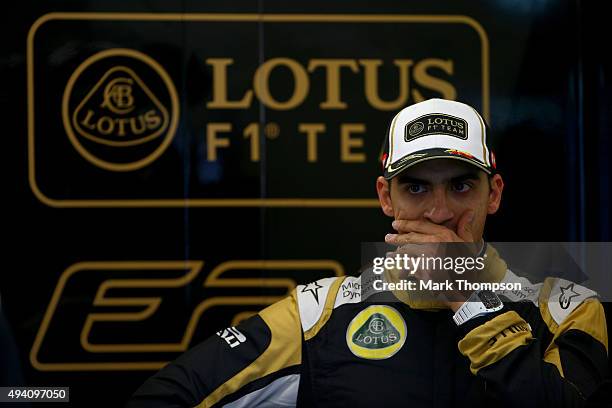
[334,276,362,308]
[548,278,598,325]
[217,327,247,348]
[340,279,361,301]
[487,322,531,347]
[301,281,325,304]
[558,283,580,310]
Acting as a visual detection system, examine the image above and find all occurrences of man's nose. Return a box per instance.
[423,189,455,225]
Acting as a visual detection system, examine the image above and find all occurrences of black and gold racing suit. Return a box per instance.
[127,245,609,407]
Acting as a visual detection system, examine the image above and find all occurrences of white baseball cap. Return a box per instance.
[381,99,496,179]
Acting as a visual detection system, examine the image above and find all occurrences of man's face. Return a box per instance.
[376,159,504,242]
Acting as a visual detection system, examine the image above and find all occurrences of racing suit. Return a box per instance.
[127,245,609,407]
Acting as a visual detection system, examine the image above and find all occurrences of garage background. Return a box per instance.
[2,1,611,406]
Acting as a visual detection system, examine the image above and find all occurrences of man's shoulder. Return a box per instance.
[498,269,600,327]
[294,274,365,338]
[541,275,600,327]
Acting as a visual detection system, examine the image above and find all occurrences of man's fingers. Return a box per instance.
[393,210,476,243]
[456,210,475,242]
[385,232,436,246]
[392,219,448,235]
[392,219,459,242]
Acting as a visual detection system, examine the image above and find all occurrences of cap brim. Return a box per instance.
[383,148,492,180]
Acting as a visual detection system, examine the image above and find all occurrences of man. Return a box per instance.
[127,99,609,407]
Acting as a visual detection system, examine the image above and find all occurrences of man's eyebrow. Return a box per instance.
[396,176,431,185]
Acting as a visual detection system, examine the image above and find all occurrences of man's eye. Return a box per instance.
[452,182,471,192]
[406,184,426,194]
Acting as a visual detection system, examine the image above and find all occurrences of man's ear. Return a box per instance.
[487,174,504,214]
[376,176,395,217]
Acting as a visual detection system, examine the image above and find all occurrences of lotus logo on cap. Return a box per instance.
[407,121,424,137]
[404,113,468,142]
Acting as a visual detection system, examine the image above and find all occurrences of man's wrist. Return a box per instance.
[454,309,507,336]
[448,301,465,313]
[452,290,504,326]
